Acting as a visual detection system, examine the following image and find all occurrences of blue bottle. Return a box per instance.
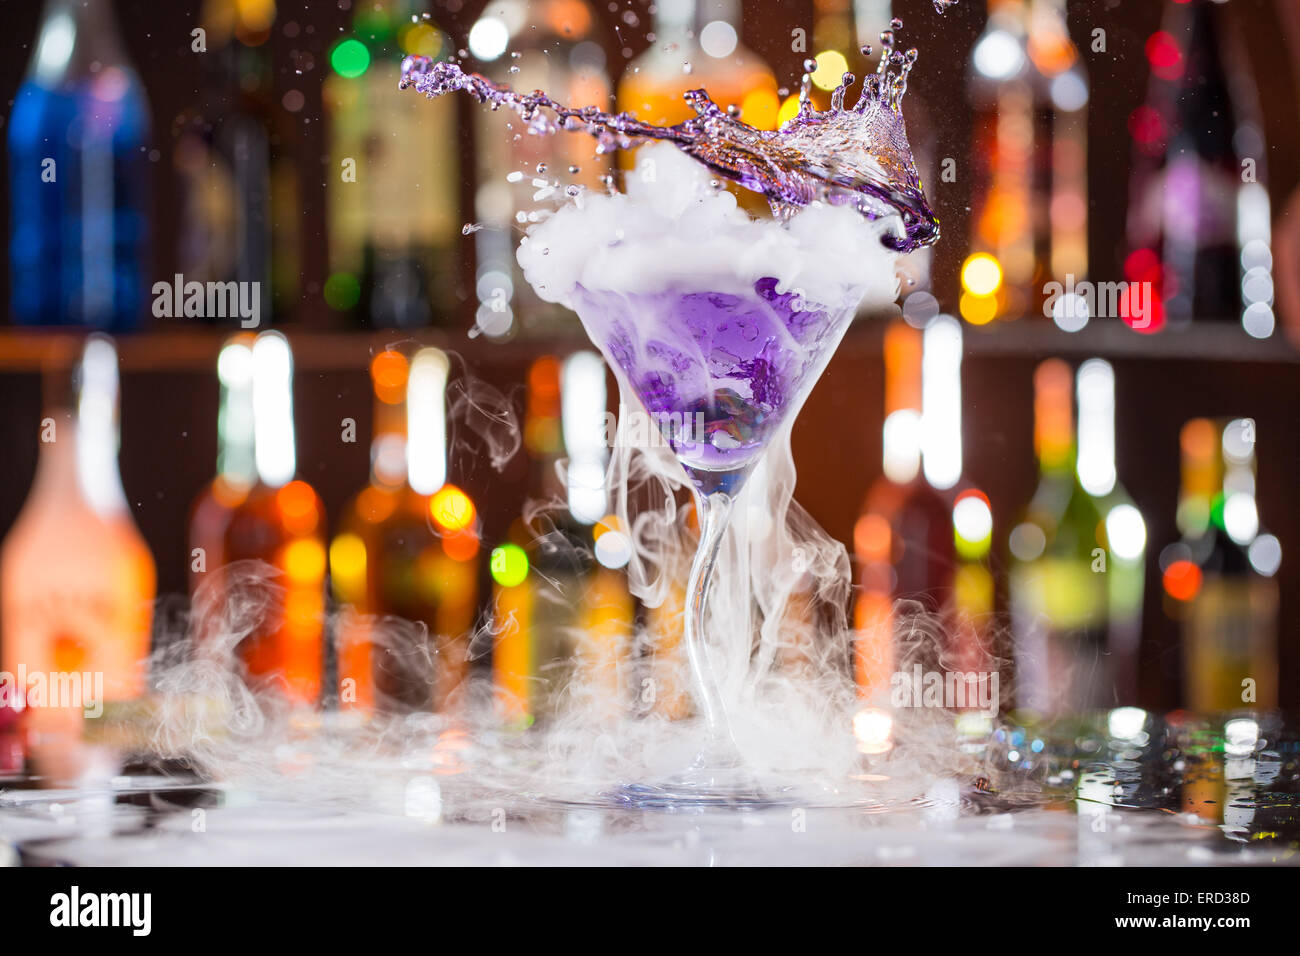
[8,0,151,330]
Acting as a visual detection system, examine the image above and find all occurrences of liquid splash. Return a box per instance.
[399,20,939,253]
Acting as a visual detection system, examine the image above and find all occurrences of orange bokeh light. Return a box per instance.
[356,485,396,524]
[854,514,891,563]
[370,349,409,406]
[277,480,319,535]
[1163,560,1203,603]
[442,528,480,563]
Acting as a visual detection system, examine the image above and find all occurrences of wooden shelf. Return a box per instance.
[0,316,1295,374]
[957,319,1299,364]
[0,327,593,373]
[835,316,1300,364]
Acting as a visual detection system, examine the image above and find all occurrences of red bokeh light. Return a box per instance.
[1128,105,1166,154]
[1145,31,1184,81]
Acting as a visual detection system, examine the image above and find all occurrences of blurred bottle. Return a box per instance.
[492,352,631,724]
[467,0,612,338]
[492,355,561,723]
[1162,418,1279,712]
[330,348,480,714]
[188,332,257,596]
[1,337,155,778]
[323,0,460,327]
[853,320,953,698]
[921,316,995,693]
[620,0,776,127]
[791,0,871,115]
[1125,0,1271,335]
[950,486,996,690]
[619,0,776,217]
[1074,359,1146,702]
[1007,359,1108,716]
[804,1,935,303]
[188,332,326,705]
[8,0,150,331]
[963,0,1087,326]
[174,0,299,326]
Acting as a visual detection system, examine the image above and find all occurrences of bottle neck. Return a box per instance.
[31,0,130,87]
[371,394,408,490]
[1075,360,1116,497]
[35,391,129,519]
[406,348,449,496]
[251,334,296,488]
[217,378,257,489]
[1177,418,1223,538]
[654,0,700,36]
[920,317,963,491]
[1034,359,1075,478]
[32,410,124,517]
[561,351,609,525]
[880,322,921,485]
[525,357,565,503]
[812,0,853,55]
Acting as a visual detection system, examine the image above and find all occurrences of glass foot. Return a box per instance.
[605,778,793,810]
[604,753,794,810]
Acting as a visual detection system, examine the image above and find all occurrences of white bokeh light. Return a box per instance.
[1105,503,1147,562]
[468,17,509,61]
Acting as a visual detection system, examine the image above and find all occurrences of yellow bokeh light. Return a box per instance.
[283,538,326,584]
[400,23,443,58]
[740,88,780,130]
[330,533,367,596]
[431,485,476,534]
[960,291,999,326]
[776,94,801,127]
[811,50,850,92]
[961,253,1003,297]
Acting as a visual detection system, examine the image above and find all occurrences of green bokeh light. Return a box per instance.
[331,38,371,78]
[490,544,529,588]
[324,272,361,310]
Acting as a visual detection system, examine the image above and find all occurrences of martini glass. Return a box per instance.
[567,276,866,803]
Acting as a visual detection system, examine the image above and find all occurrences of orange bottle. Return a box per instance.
[1,336,155,779]
[331,347,480,714]
[188,331,326,705]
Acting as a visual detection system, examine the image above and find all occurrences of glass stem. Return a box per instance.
[685,489,736,757]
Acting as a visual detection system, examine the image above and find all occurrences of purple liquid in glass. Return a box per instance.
[572,277,855,494]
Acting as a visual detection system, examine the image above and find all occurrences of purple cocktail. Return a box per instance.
[510,144,902,796]
[403,21,939,799]
[572,278,856,495]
